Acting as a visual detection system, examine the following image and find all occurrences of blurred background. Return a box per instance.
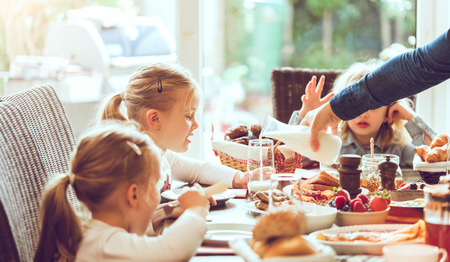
[0,0,448,161]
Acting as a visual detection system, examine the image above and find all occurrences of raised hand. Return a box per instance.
[298,75,335,118]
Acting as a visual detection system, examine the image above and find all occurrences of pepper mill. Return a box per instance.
[337,154,362,199]
[378,155,398,191]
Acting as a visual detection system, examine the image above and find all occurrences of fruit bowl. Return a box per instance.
[335,207,390,226]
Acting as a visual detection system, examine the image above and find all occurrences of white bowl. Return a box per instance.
[303,204,337,234]
[335,207,390,226]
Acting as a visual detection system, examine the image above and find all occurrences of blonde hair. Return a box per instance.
[333,61,413,150]
[100,63,200,125]
[34,121,161,262]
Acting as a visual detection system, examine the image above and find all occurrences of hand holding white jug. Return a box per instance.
[260,115,342,166]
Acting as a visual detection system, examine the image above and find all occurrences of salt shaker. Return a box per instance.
[378,155,398,191]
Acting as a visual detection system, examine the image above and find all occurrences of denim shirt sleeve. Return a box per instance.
[288,110,303,125]
[405,115,437,145]
[331,28,450,120]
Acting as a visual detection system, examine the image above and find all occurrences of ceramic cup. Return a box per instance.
[383,243,447,262]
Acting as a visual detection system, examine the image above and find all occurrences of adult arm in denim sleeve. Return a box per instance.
[330,28,450,121]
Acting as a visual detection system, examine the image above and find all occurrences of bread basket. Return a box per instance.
[212,140,302,173]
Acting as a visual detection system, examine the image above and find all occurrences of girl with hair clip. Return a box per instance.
[34,121,209,262]
[289,61,437,167]
[99,63,247,194]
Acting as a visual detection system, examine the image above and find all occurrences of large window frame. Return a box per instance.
[180,0,450,161]
[416,0,450,134]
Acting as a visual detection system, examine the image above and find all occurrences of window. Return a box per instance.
[202,0,417,160]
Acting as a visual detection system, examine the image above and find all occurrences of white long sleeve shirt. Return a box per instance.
[76,210,207,262]
[157,150,238,192]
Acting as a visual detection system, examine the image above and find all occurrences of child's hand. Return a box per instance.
[232,172,247,189]
[298,75,334,118]
[387,102,416,122]
[178,184,209,217]
[249,167,274,181]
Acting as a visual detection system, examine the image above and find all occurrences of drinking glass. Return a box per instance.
[247,139,274,200]
[268,173,302,211]
[424,184,450,258]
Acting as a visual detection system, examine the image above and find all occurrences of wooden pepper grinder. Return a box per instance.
[337,154,362,199]
[378,155,398,191]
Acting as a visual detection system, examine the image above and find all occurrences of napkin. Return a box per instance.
[231,189,248,199]
[413,154,447,172]
[212,140,297,160]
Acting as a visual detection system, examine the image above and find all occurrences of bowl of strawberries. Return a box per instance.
[329,189,390,226]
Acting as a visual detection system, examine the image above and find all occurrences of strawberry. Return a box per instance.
[356,193,369,204]
[349,198,362,210]
[369,196,388,211]
[334,196,347,210]
[335,189,350,202]
[353,201,367,212]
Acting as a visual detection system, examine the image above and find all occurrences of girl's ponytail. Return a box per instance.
[100,93,127,121]
[34,174,82,262]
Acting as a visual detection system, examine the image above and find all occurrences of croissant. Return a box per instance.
[414,145,429,162]
[424,145,448,163]
[430,134,449,149]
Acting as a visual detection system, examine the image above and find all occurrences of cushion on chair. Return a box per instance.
[271,67,343,124]
[0,85,80,262]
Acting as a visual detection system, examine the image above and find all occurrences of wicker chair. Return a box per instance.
[271,67,344,124]
[0,85,81,262]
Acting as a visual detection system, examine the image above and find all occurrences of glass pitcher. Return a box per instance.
[424,184,450,258]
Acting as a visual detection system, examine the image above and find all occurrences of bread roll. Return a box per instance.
[252,206,305,241]
[414,145,429,162]
[425,145,448,163]
[309,171,339,187]
[430,134,448,149]
[263,236,316,258]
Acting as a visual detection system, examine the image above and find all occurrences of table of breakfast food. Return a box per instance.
[158,166,440,262]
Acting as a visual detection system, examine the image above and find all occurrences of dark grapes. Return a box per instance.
[409,183,418,190]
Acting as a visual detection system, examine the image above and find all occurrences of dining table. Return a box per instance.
[169,167,423,262]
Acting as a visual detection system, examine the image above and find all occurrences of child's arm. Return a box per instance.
[388,102,435,144]
[289,76,334,125]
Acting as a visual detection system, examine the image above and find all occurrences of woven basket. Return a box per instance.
[214,141,302,173]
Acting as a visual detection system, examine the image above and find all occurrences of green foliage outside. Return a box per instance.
[225,0,416,92]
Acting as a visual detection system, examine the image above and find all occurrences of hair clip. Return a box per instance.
[157,78,163,93]
[126,141,142,156]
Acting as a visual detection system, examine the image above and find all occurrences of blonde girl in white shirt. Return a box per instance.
[99,63,248,193]
[34,121,209,261]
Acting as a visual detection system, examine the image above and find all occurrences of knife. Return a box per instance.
[152,181,228,222]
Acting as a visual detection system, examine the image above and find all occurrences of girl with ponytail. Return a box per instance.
[34,121,209,261]
[99,63,247,194]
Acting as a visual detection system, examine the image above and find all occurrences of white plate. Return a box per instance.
[161,188,236,205]
[246,201,266,214]
[229,237,335,262]
[309,224,423,255]
[203,223,254,246]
